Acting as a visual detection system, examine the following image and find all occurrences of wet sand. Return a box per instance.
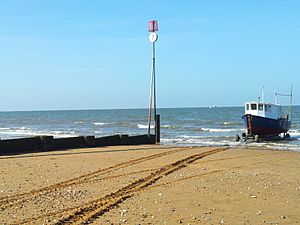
[0,145,300,224]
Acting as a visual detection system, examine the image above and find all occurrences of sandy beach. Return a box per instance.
[0,145,300,225]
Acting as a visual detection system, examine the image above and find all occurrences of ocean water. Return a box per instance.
[0,107,300,151]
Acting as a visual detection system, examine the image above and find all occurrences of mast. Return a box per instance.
[274,89,278,105]
[261,86,265,103]
[274,87,293,120]
[289,85,293,120]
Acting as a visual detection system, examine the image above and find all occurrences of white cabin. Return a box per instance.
[245,102,281,120]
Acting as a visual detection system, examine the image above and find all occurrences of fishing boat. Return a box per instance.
[239,88,292,142]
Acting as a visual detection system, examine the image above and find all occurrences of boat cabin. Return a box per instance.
[245,102,281,120]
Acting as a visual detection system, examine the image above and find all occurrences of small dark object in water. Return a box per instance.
[234,135,240,142]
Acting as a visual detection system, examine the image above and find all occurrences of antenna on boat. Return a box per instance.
[274,87,293,119]
[262,86,265,103]
[275,89,278,105]
[289,85,293,120]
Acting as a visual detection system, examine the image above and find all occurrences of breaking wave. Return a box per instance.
[201,128,245,132]
[93,122,108,126]
[137,124,154,129]
[222,121,243,126]
[0,127,78,139]
[74,121,85,124]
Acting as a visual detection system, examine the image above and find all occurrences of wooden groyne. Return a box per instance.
[0,134,155,155]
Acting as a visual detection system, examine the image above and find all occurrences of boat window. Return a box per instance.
[265,105,268,112]
[251,104,257,110]
[258,104,263,111]
[246,104,249,110]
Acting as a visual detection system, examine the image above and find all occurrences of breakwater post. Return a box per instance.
[155,114,160,143]
[0,134,156,155]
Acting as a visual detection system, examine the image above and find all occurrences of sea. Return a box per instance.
[1,106,300,152]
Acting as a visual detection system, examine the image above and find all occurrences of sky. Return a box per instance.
[0,0,299,111]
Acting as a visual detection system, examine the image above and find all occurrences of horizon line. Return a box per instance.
[1,104,299,113]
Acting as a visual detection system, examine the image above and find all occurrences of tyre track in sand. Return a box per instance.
[18,147,228,225]
[148,157,291,190]
[0,146,196,209]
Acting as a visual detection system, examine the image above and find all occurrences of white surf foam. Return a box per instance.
[93,122,108,126]
[137,124,154,129]
[74,121,85,124]
[161,138,240,147]
[201,128,245,133]
[288,129,300,137]
[0,127,78,139]
[161,124,178,129]
[222,121,242,126]
[160,138,185,143]
[179,135,233,139]
[0,128,10,130]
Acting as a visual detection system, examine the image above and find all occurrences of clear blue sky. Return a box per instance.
[0,1,299,111]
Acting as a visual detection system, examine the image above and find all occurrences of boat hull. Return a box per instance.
[242,114,291,136]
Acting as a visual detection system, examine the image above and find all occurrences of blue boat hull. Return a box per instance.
[242,114,291,136]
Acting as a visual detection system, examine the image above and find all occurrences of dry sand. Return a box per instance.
[0,145,300,225]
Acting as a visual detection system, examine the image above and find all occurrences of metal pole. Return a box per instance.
[153,42,156,129]
[148,40,157,136]
[147,56,154,136]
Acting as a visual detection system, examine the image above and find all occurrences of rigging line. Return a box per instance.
[275,93,292,97]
